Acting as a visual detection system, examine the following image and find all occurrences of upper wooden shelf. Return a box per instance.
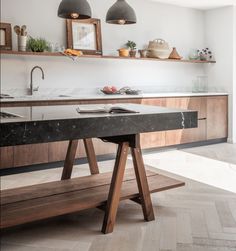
[0,50,216,64]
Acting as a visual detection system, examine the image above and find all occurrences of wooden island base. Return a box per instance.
[1,169,184,229]
[0,136,185,234]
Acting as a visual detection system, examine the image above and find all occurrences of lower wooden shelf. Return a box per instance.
[1,169,184,229]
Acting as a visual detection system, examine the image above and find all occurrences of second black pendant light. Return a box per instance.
[106,0,137,25]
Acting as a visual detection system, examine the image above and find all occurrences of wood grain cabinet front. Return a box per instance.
[0,96,228,169]
[206,96,228,140]
[0,147,14,169]
[13,143,49,167]
[140,98,166,149]
[142,97,208,147]
[165,97,207,146]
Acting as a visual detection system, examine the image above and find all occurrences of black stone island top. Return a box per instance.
[0,104,198,147]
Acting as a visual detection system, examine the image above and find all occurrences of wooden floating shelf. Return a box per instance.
[0,50,216,64]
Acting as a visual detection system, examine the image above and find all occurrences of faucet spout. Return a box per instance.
[30,66,45,95]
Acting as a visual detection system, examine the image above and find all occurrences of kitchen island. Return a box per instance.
[1,103,197,233]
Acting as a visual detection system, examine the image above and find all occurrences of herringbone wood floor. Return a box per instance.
[1,158,236,251]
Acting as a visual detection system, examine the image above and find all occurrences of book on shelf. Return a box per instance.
[77,105,138,114]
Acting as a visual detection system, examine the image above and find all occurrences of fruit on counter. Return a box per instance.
[111,86,118,93]
[64,49,83,57]
[103,86,118,94]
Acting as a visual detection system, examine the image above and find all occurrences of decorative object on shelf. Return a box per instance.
[0,23,12,50]
[58,0,92,19]
[14,25,28,51]
[169,47,182,60]
[106,0,137,25]
[188,48,200,60]
[139,49,147,58]
[66,18,102,55]
[61,48,83,61]
[126,40,136,57]
[118,48,129,57]
[64,48,83,57]
[192,76,208,93]
[48,43,65,53]
[27,37,50,52]
[199,48,213,61]
[147,39,171,59]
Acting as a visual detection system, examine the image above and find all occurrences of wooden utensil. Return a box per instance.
[21,25,27,36]
[14,25,21,35]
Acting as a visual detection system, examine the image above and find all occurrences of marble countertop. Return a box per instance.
[0,104,197,147]
[0,92,229,103]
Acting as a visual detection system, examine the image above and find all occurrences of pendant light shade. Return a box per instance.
[106,0,137,25]
[58,0,92,19]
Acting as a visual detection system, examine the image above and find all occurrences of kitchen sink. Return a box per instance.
[0,94,14,99]
[0,111,23,119]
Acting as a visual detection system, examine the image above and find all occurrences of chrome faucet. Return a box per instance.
[29,66,45,95]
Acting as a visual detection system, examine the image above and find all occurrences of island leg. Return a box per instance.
[61,140,79,180]
[83,139,99,174]
[102,142,129,234]
[131,147,155,221]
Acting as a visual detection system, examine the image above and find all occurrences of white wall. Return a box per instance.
[233,6,236,143]
[204,6,235,143]
[1,0,205,92]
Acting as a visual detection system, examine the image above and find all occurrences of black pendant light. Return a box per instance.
[106,0,137,25]
[58,0,92,19]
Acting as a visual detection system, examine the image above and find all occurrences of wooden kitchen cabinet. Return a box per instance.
[0,147,14,169]
[141,97,207,148]
[207,96,228,140]
[13,143,49,167]
[0,96,228,169]
[48,141,69,162]
[140,98,166,149]
[164,97,207,146]
[48,139,117,163]
[165,120,206,146]
[165,97,207,119]
[78,139,117,158]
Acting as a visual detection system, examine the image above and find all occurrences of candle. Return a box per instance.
[0,29,6,46]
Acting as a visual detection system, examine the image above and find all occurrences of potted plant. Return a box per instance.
[199,48,213,61]
[118,48,130,57]
[27,37,49,52]
[126,40,137,57]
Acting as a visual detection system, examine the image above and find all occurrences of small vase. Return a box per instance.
[189,49,199,60]
[139,50,147,58]
[129,50,136,58]
[17,35,27,52]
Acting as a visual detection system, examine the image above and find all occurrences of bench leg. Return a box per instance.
[83,139,99,174]
[61,140,79,180]
[102,142,129,234]
[131,147,155,221]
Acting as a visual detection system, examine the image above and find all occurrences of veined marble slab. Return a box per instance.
[0,104,197,147]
